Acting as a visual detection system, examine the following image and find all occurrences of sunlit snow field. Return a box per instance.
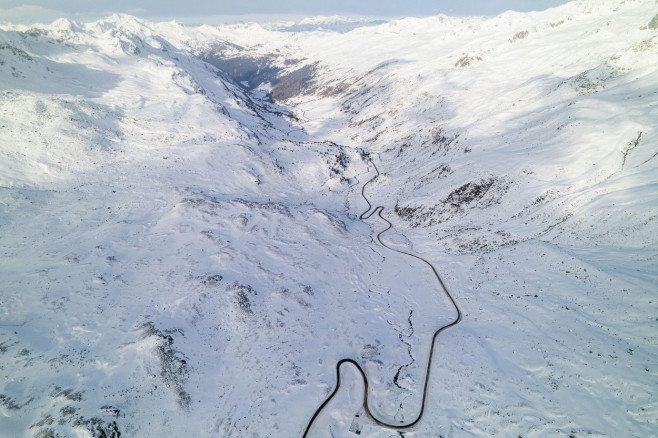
[1,0,657,437]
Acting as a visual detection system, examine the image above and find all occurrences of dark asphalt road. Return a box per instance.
[302,160,462,436]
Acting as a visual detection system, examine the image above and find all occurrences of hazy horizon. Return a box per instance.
[0,0,574,25]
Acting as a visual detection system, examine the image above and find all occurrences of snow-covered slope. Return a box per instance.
[1,1,657,437]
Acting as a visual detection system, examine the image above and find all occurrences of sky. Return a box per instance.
[0,0,575,24]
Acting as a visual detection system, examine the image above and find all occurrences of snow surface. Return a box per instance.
[1,1,657,437]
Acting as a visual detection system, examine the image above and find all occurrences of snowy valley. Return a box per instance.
[1,0,657,437]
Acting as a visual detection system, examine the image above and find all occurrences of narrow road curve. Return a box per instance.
[303,159,462,437]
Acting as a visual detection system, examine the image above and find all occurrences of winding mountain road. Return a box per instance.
[302,159,462,436]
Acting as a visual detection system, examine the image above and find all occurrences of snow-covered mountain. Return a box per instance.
[273,16,388,33]
[1,1,657,437]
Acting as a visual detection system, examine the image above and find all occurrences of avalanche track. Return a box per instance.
[303,160,463,436]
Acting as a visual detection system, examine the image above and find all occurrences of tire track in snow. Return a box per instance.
[303,159,462,436]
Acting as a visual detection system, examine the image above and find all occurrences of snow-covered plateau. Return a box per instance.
[1,0,657,437]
